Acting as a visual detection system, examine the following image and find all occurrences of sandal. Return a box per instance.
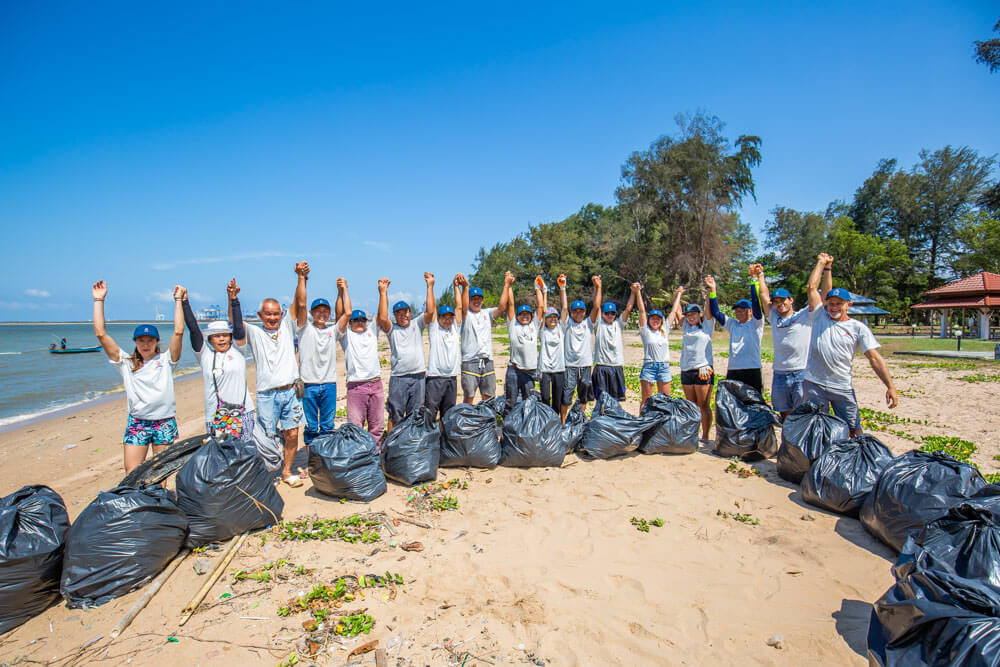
[281,475,303,488]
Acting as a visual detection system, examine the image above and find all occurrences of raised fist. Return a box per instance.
[630,282,642,293]
[378,278,391,291]
[557,273,567,288]
[92,280,108,300]
[818,253,834,267]
[336,277,347,290]
[675,285,685,296]
[591,275,602,287]
[174,285,187,300]
[703,275,717,290]
[503,271,515,286]
[227,278,240,299]
[294,261,310,277]
[424,272,434,286]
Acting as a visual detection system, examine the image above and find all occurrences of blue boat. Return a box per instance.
[49,346,102,354]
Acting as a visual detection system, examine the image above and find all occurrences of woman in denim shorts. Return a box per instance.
[632,282,684,409]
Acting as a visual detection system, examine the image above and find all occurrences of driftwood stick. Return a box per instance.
[179,533,247,625]
[111,549,190,639]
[390,509,433,529]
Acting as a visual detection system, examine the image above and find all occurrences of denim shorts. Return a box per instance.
[639,361,672,383]
[256,387,303,436]
[802,379,861,431]
[771,369,806,412]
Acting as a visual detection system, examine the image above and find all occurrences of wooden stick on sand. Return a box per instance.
[111,548,191,639]
[179,533,248,626]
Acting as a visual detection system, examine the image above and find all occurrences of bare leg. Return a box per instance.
[640,380,655,410]
[695,384,713,439]
[282,427,299,479]
[123,444,149,474]
[656,380,670,395]
[559,403,569,423]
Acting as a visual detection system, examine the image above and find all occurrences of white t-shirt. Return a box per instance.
[244,312,299,391]
[387,317,428,376]
[562,318,594,367]
[508,319,539,370]
[197,345,253,423]
[724,316,765,370]
[427,321,461,378]
[680,319,715,372]
[769,308,812,372]
[297,320,341,384]
[539,324,566,373]
[113,350,177,420]
[805,308,880,390]
[593,318,624,366]
[461,308,495,362]
[640,325,670,364]
[340,320,382,383]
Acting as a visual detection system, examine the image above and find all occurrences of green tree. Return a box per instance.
[827,217,914,317]
[847,158,898,236]
[953,211,1000,275]
[974,18,1000,73]
[763,206,830,299]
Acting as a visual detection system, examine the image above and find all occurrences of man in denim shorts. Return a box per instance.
[458,273,510,403]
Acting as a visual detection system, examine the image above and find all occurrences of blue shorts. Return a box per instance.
[256,387,303,436]
[771,369,806,412]
[639,361,672,383]
[124,415,178,447]
[802,379,861,431]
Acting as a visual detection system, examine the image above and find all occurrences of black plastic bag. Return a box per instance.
[440,396,504,468]
[776,402,851,483]
[500,394,565,468]
[558,401,588,454]
[713,380,780,461]
[60,485,187,608]
[381,407,441,486]
[905,493,1000,584]
[638,393,700,455]
[800,434,895,517]
[0,486,69,633]
[309,423,387,501]
[577,393,655,460]
[176,435,285,547]
[119,433,207,487]
[860,450,989,552]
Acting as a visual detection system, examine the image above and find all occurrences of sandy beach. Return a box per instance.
[1,330,998,666]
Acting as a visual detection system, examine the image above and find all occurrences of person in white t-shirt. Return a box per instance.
[501,274,544,414]
[236,262,308,487]
[424,275,465,420]
[337,280,385,446]
[538,274,567,415]
[376,272,435,433]
[558,274,601,421]
[295,266,345,447]
[92,280,184,474]
[634,282,684,409]
[705,274,765,393]
[677,290,715,441]
[803,254,899,436]
[591,275,636,402]
[458,273,510,403]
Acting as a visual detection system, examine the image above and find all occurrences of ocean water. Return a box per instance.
[0,323,203,427]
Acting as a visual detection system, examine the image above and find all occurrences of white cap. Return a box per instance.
[205,321,233,335]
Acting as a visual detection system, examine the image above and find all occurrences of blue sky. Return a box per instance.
[1,1,998,321]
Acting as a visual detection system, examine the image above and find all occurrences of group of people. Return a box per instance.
[91,252,899,484]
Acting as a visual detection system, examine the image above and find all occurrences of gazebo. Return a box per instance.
[845,291,889,326]
[910,271,1000,339]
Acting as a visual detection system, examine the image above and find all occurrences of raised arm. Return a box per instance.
[668,286,685,329]
[335,278,352,333]
[865,349,899,410]
[559,274,568,324]
[91,280,121,361]
[534,278,545,322]
[180,291,204,353]
[750,282,762,320]
[622,282,638,323]
[228,278,246,346]
[423,272,435,324]
[807,254,833,311]
[376,277,392,333]
[755,268,771,317]
[589,275,602,324]
[453,275,464,326]
[631,282,645,328]
[494,271,514,320]
[169,286,184,363]
[705,275,725,326]
[821,256,834,296]
[290,261,309,328]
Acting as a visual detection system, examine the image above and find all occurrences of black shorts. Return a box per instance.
[540,371,565,414]
[424,376,457,422]
[726,368,763,394]
[563,366,595,405]
[503,365,535,414]
[591,365,626,401]
[681,368,714,386]
[386,373,426,423]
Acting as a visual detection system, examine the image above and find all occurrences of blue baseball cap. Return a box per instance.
[772,288,792,299]
[826,287,852,301]
[516,304,533,315]
[310,298,331,311]
[648,309,664,318]
[570,300,587,311]
[438,305,455,316]
[392,301,410,312]
[469,287,484,298]
[734,299,752,309]
[349,309,368,321]
[684,304,702,313]
[602,302,617,313]
[132,324,160,340]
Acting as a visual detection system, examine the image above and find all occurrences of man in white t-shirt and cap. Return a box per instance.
[558,275,601,421]
[458,273,510,403]
[337,280,385,446]
[803,253,899,436]
[376,273,435,433]
[295,267,346,447]
[424,275,465,420]
[236,261,308,487]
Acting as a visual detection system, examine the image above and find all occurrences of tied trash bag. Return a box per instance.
[776,402,851,483]
[310,423,387,501]
[440,396,504,468]
[500,394,565,468]
[0,485,69,634]
[860,450,990,552]
[558,401,588,454]
[176,435,285,547]
[713,380,780,461]
[577,393,655,460]
[638,393,700,455]
[381,407,441,486]
[801,434,894,517]
[909,496,1000,585]
[60,485,187,608]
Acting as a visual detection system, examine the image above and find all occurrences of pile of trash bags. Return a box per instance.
[559,401,588,454]
[500,394,565,468]
[577,393,655,459]
[638,394,700,455]
[381,407,441,486]
[440,397,504,468]
[776,402,850,483]
[0,486,69,633]
[800,435,894,517]
[309,423,387,501]
[713,380,780,461]
[60,485,187,608]
[176,435,285,547]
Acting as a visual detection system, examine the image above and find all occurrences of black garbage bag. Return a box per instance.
[776,402,851,483]
[638,393,700,455]
[176,435,285,547]
[860,450,989,552]
[906,493,1000,584]
[309,423,387,501]
[800,434,895,517]
[0,486,69,633]
[558,401,588,454]
[577,393,656,460]
[713,380,780,461]
[500,394,565,468]
[867,527,1000,666]
[381,407,441,486]
[60,485,187,608]
[440,397,504,468]
[119,433,208,487]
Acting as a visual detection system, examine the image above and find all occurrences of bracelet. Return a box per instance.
[709,291,717,299]
[823,268,831,272]
[94,298,105,302]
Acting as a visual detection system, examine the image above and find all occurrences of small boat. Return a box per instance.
[49,346,102,354]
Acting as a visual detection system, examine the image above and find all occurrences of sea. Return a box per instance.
[0,323,207,429]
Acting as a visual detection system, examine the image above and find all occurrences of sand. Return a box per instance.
[1,330,998,666]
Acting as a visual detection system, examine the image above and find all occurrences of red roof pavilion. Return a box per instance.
[910,272,1000,310]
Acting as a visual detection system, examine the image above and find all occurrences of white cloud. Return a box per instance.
[24,288,50,298]
[150,251,332,271]
[363,240,391,253]
[0,301,42,310]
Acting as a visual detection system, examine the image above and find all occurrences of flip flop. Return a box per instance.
[297,467,310,479]
[281,475,303,488]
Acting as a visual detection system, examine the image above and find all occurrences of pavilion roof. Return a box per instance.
[911,272,1000,310]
